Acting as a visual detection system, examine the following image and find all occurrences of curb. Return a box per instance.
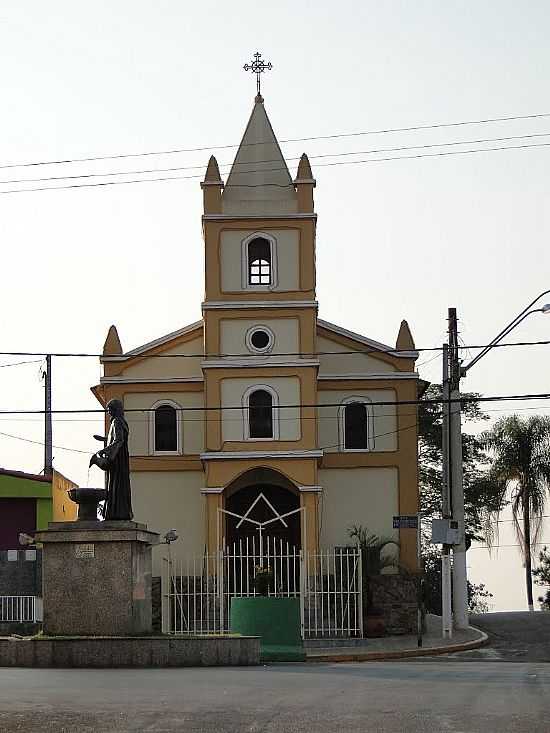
[306,626,488,663]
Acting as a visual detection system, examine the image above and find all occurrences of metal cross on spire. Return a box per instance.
[243,52,273,96]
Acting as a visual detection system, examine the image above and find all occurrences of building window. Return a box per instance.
[150,401,181,454]
[241,233,278,289]
[248,237,271,285]
[245,325,275,354]
[243,385,279,440]
[339,398,374,451]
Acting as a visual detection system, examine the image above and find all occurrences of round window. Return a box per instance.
[246,326,274,354]
[251,330,270,350]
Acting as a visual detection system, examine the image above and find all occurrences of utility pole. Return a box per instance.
[441,343,452,638]
[44,354,53,479]
[448,308,468,629]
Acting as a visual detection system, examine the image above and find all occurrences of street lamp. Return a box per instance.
[447,290,550,630]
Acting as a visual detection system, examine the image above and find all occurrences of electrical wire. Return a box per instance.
[0,337,550,360]
[3,131,549,188]
[2,141,549,195]
[0,391,550,416]
[0,358,44,369]
[2,111,550,170]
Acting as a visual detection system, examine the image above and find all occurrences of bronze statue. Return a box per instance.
[90,398,133,521]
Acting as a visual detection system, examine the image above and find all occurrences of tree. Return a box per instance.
[482,415,550,611]
[533,546,550,611]
[419,384,503,540]
[419,385,501,613]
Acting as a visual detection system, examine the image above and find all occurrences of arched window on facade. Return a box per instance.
[153,403,178,452]
[247,237,272,286]
[343,401,371,451]
[248,389,274,439]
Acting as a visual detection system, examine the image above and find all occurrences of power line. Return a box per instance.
[2,111,549,171]
[2,140,549,196]
[0,337,549,359]
[3,131,549,188]
[1,391,550,416]
[0,358,43,369]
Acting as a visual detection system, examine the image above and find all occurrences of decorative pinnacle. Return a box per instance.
[243,51,273,96]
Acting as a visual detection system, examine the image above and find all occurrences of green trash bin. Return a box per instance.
[230,597,305,662]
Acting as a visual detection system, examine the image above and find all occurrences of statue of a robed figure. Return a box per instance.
[89,398,133,521]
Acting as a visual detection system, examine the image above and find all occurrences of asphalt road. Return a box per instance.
[0,660,549,733]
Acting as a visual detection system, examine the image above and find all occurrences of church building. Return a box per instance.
[92,91,420,583]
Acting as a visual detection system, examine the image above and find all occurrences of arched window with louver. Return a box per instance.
[248,389,275,439]
[247,237,272,286]
[343,401,370,450]
[154,403,178,452]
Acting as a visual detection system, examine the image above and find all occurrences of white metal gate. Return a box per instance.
[164,542,362,638]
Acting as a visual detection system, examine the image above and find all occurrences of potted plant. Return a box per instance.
[348,525,400,637]
[253,565,274,596]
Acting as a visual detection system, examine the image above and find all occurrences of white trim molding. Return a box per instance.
[241,384,280,441]
[149,399,184,456]
[203,214,317,221]
[200,450,323,460]
[202,300,318,310]
[338,396,375,452]
[201,359,319,369]
[298,485,323,493]
[200,487,225,494]
[245,324,275,354]
[101,376,204,384]
[318,372,417,381]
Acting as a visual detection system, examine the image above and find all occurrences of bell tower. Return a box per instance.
[200,85,320,555]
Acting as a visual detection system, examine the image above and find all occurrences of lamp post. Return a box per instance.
[446,291,550,629]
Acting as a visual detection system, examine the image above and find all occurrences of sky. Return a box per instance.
[1,0,549,611]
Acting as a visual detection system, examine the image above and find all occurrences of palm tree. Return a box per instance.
[482,415,550,611]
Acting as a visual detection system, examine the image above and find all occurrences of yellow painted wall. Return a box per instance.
[318,467,399,550]
[119,336,204,379]
[131,470,206,576]
[317,336,398,377]
[52,470,78,522]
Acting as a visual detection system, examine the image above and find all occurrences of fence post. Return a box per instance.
[161,556,171,634]
[357,549,364,638]
[300,550,306,639]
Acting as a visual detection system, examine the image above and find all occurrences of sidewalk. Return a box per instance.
[306,615,487,662]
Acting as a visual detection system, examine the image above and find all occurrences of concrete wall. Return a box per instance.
[130,471,206,575]
[318,467,399,549]
[318,389,397,453]
[220,376,300,442]
[125,391,205,456]
[220,229,299,292]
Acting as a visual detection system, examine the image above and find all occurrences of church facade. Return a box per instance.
[92,93,420,578]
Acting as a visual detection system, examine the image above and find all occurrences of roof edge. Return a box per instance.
[103,320,204,361]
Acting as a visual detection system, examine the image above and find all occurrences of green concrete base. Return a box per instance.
[230,597,305,662]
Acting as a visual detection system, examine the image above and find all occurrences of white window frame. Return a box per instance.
[149,399,183,455]
[245,324,275,354]
[242,384,280,441]
[241,232,278,291]
[338,396,375,452]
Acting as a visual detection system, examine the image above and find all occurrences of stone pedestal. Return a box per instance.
[34,521,159,636]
